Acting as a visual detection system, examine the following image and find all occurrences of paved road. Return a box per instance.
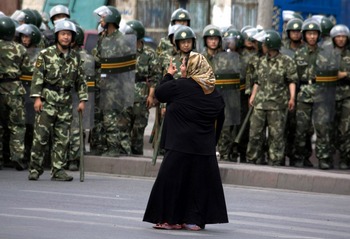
[1,169,349,239]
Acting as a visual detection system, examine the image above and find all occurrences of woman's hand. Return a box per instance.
[167,58,177,75]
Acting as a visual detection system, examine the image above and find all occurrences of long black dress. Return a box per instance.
[143,73,228,227]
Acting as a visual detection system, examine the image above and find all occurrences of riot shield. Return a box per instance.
[280,46,296,58]
[211,51,241,125]
[71,50,96,129]
[313,45,338,125]
[99,33,136,111]
[21,47,41,125]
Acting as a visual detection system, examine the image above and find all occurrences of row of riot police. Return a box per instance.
[0,5,161,181]
[200,12,350,170]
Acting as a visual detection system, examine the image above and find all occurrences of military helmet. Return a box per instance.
[126,20,145,40]
[104,6,121,27]
[21,9,37,25]
[312,15,334,37]
[330,24,350,39]
[16,23,42,46]
[286,18,303,32]
[202,24,222,48]
[0,16,16,41]
[264,30,281,50]
[54,19,76,41]
[74,24,85,46]
[170,8,191,26]
[223,28,244,49]
[301,18,321,41]
[49,4,70,21]
[174,25,196,51]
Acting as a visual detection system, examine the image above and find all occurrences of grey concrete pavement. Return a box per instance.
[83,107,350,196]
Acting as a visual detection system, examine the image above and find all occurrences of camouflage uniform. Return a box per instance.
[334,48,350,169]
[29,45,88,177]
[281,42,314,167]
[244,52,268,164]
[0,39,33,169]
[293,45,337,169]
[156,37,173,56]
[118,43,160,155]
[246,53,298,165]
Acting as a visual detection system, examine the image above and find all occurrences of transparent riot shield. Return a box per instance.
[313,45,338,125]
[99,33,136,111]
[71,50,96,129]
[212,51,241,125]
[21,48,41,125]
[280,46,296,58]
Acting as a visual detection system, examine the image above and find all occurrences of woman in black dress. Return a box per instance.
[143,27,228,231]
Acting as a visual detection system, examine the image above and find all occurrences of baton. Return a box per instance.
[234,106,253,144]
[79,110,84,182]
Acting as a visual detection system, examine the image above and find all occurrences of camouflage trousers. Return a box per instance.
[246,108,287,163]
[118,102,149,155]
[218,125,238,161]
[294,102,332,162]
[334,97,350,162]
[0,94,26,163]
[29,101,72,175]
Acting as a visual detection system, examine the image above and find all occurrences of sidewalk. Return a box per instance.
[84,108,350,196]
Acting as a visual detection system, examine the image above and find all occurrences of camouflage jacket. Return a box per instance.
[336,47,350,100]
[240,48,257,92]
[30,45,88,105]
[134,43,161,102]
[156,37,173,56]
[295,45,338,103]
[253,53,298,110]
[0,39,33,95]
[245,53,262,95]
[95,29,133,60]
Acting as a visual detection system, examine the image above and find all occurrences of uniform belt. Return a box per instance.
[100,54,136,74]
[0,78,20,83]
[215,73,240,89]
[87,80,95,92]
[315,70,338,85]
[20,75,32,82]
[315,76,338,84]
[44,83,72,93]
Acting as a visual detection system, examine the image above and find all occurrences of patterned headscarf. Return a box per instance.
[186,52,216,94]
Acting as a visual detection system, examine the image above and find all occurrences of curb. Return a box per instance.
[84,155,350,195]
